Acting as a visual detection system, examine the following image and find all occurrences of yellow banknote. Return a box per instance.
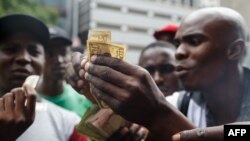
[88,30,111,43]
[87,41,126,61]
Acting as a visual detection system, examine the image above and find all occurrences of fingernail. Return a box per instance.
[78,69,85,78]
[24,85,36,96]
[85,62,90,71]
[81,58,87,67]
[77,80,84,87]
[172,133,181,141]
[84,72,89,80]
[121,127,129,135]
[90,55,97,62]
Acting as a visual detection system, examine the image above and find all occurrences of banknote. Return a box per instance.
[88,30,111,43]
[77,107,125,141]
[87,41,126,61]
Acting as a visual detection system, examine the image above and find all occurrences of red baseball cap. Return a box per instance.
[154,24,179,40]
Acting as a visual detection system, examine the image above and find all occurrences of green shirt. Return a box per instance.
[38,83,92,117]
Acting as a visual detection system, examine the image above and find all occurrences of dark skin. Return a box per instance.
[80,56,194,141]
[107,123,149,141]
[172,122,250,141]
[0,33,44,95]
[0,32,42,140]
[0,85,37,141]
[174,7,245,125]
[75,7,247,141]
[71,54,150,141]
[139,47,179,96]
[37,39,71,97]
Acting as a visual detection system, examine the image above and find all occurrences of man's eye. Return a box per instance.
[1,44,19,54]
[173,40,180,47]
[189,37,202,46]
[28,45,42,56]
[159,64,175,73]
[29,48,41,56]
[145,66,155,74]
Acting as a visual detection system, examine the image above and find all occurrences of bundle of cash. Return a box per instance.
[77,30,127,141]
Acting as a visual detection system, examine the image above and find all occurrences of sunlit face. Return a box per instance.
[174,15,230,91]
[0,33,45,94]
[44,39,71,81]
[139,47,179,96]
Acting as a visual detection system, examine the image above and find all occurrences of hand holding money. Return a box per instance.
[77,30,127,141]
[86,30,126,108]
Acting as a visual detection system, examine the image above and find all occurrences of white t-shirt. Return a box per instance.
[17,99,80,141]
[166,92,207,127]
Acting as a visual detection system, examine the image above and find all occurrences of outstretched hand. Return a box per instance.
[76,55,195,140]
[80,55,166,127]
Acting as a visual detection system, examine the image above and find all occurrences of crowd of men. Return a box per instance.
[1,6,250,141]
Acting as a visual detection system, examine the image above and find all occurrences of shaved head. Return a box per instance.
[182,7,248,42]
[175,7,248,90]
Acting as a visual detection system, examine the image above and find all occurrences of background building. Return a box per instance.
[221,0,250,67]
[78,0,220,64]
[39,0,220,64]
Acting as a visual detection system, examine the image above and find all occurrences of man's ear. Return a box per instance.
[227,39,245,60]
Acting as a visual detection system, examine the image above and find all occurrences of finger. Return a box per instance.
[129,124,144,141]
[129,123,140,133]
[0,98,4,111]
[80,57,88,69]
[71,52,85,77]
[23,85,37,119]
[3,92,15,112]
[85,72,127,101]
[85,62,128,87]
[172,133,181,141]
[76,78,97,103]
[90,55,141,76]
[137,127,149,140]
[12,88,26,114]
[78,68,86,79]
[90,84,120,111]
[77,79,84,88]
[173,128,206,141]
[107,127,129,141]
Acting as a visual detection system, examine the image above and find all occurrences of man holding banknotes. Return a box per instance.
[74,7,250,141]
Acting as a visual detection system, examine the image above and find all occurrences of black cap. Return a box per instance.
[0,14,49,48]
[49,26,72,45]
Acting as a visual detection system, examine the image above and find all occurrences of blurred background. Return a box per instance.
[1,0,250,66]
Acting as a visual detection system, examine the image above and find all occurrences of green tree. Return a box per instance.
[0,0,59,25]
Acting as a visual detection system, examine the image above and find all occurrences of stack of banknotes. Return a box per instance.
[77,31,127,141]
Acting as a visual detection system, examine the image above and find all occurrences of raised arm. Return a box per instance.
[79,55,195,140]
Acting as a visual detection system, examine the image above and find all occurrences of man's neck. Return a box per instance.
[203,66,244,125]
[37,75,64,97]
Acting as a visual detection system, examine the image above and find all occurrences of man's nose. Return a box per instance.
[175,44,188,61]
[153,71,163,85]
[15,49,32,65]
